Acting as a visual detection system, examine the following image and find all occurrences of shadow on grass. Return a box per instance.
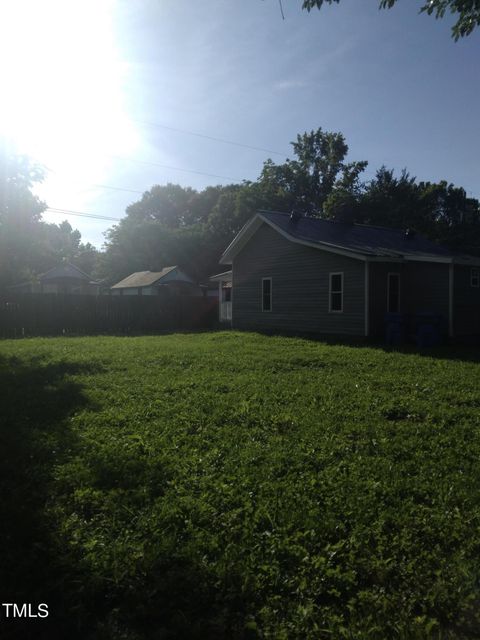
[0,354,245,640]
[246,328,480,364]
[0,354,101,639]
[326,336,480,364]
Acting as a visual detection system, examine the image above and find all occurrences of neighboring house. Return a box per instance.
[110,266,200,296]
[217,210,480,340]
[9,263,100,295]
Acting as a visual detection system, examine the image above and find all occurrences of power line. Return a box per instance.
[39,120,284,211]
[82,182,144,195]
[44,172,145,196]
[46,207,121,222]
[44,167,239,201]
[109,154,241,181]
[132,119,286,157]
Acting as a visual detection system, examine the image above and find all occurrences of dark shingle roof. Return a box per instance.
[40,263,97,281]
[259,211,456,259]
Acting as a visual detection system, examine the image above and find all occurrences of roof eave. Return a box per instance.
[219,216,263,264]
[402,254,453,264]
[209,270,233,281]
[220,212,475,265]
[220,213,369,263]
[452,256,480,266]
[260,213,371,260]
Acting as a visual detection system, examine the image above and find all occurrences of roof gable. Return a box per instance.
[220,211,479,265]
[40,263,96,281]
[111,266,195,289]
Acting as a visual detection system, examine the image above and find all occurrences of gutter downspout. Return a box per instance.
[364,260,369,337]
[448,261,454,339]
[218,280,222,322]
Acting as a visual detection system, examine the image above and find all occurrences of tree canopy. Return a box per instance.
[0,142,99,289]
[100,127,480,287]
[301,0,480,39]
[258,129,367,215]
[3,129,479,292]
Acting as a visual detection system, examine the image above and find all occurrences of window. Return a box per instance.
[387,273,400,313]
[329,273,343,312]
[262,278,272,312]
[471,268,479,288]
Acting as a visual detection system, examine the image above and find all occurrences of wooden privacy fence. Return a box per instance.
[0,293,218,337]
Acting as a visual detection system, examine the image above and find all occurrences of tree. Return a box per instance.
[330,166,480,253]
[101,129,480,288]
[101,183,240,283]
[41,220,100,276]
[258,128,367,216]
[0,147,47,288]
[301,0,480,39]
[0,142,100,288]
[125,183,197,229]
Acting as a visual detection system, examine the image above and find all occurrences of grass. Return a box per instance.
[1,332,480,639]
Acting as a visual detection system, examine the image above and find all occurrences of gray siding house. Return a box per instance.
[218,211,480,340]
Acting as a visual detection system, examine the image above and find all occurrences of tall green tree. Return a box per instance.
[0,143,100,288]
[101,129,480,287]
[258,128,367,216]
[331,166,480,253]
[0,148,46,288]
[301,0,480,39]
[101,184,237,283]
[41,220,100,276]
[125,183,197,228]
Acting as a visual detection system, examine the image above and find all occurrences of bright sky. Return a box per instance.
[1,0,479,247]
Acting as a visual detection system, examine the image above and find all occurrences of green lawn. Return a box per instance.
[1,332,480,639]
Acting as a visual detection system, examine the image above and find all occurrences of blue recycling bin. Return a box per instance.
[385,312,407,345]
[415,312,442,347]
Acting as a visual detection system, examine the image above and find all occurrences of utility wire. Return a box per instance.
[44,172,145,196]
[132,119,286,157]
[82,182,144,195]
[46,207,121,222]
[109,154,241,181]
[44,166,240,201]
[38,115,287,199]
[40,120,285,218]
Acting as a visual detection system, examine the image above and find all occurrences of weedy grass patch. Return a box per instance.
[1,332,480,639]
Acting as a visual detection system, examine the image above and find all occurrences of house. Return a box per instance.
[110,266,200,296]
[9,263,101,295]
[217,210,480,340]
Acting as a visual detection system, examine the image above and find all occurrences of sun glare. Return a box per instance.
[0,0,138,192]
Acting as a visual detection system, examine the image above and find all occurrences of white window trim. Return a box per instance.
[471,268,479,288]
[329,272,343,313]
[262,277,272,312]
[387,272,401,313]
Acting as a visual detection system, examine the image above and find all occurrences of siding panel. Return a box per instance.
[368,262,405,338]
[232,223,365,335]
[454,265,480,336]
